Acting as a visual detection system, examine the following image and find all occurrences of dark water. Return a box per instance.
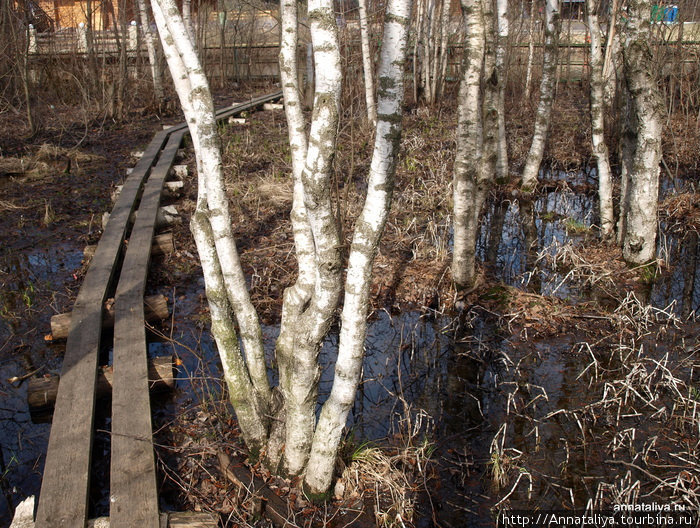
[2,168,700,526]
[0,244,84,526]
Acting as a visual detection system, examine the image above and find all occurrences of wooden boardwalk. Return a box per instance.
[33,91,282,528]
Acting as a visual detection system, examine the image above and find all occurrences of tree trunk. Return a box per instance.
[115,0,128,121]
[520,0,561,191]
[137,0,164,101]
[452,0,486,290]
[620,0,663,265]
[437,0,451,99]
[183,0,195,46]
[153,0,409,499]
[304,0,412,497]
[586,0,614,240]
[602,0,621,106]
[151,0,271,457]
[524,0,537,100]
[358,0,377,125]
[495,0,509,181]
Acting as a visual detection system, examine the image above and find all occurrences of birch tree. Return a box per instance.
[495,0,509,181]
[452,0,499,289]
[150,0,412,498]
[619,0,663,265]
[137,0,164,101]
[520,0,561,191]
[586,0,614,239]
[358,0,377,125]
[524,0,537,100]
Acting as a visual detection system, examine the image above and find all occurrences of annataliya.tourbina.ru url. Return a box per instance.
[497,507,698,527]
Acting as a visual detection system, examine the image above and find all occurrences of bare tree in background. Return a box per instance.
[520,0,561,190]
[586,0,614,239]
[358,0,377,124]
[137,0,165,101]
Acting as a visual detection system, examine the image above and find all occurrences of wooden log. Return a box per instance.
[163,180,184,198]
[11,510,217,528]
[27,356,175,417]
[84,233,174,260]
[171,165,188,178]
[166,512,219,527]
[112,180,183,202]
[50,294,169,340]
[263,103,284,111]
[102,205,180,230]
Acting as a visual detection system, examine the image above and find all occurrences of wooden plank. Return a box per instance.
[110,132,184,528]
[166,512,219,527]
[35,131,169,528]
[36,91,281,527]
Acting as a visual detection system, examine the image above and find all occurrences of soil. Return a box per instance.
[2,80,700,528]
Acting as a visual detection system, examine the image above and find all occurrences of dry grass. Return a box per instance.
[335,408,436,528]
[482,299,700,514]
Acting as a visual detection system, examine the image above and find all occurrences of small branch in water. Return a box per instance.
[7,365,45,386]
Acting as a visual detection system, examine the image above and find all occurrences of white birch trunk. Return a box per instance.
[620,0,662,265]
[137,0,164,101]
[586,0,614,240]
[182,0,196,47]
[524,0,537,100]
[277,0,344,477]
[303,0,413,497]
[358,0,377,125]
[520,0,560,191]
[452,0,486,289]
[437,0,451,99]
[413,0,425,103]
[424,0,438,102]
[495,0,509,181]
[602,0,620,106]
[151,0,271,453]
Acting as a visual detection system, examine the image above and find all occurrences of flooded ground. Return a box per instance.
[2,109,700,528]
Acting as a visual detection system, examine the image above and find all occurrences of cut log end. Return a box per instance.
[84,233,174,260]
[28,356,175,421]
[50,293,169,340]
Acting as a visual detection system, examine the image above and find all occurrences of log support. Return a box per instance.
[50,294,169,340]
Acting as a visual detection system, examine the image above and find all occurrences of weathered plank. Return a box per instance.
[36,92,283,527]
[166,512,219,527]
[110,132,184,528]
[35,130,169,528]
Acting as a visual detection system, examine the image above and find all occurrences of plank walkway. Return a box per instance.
[34,91,282,528]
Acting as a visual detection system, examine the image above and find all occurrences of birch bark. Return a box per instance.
[495,0,509,181]
[586,0,614,239]
[620,0,663,265]
[520,0,560,191]
[452,0,486,289]
[277,0,344,477]
[358,0,377,125]
[137,0,164,101]
[151,0,271,453]
[304,0,413,497]
[524,0,537,100]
